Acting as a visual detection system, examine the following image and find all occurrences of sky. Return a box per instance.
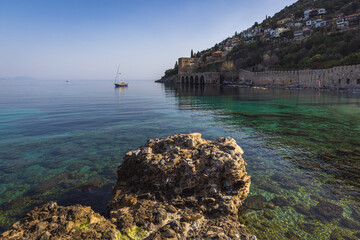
[0,0,297,80]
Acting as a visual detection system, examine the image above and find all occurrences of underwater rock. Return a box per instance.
[26,171,71,196]
[244,195,267,210]
[352,206,360,221]
[258,181,281,194]
[299,222,317,234]
[285,231,302,240]
[271,172,299,190]
[270,197,290,207]
[266,202,275,210]
[294,204,312,217]
[109,133,254,239]
[278,129,308,137]
[319,185,344,201]
[0,202,119,239]
[312,201,343,221]
[340,217,360,230]
[330,228,357,240]
[263,209,275,220]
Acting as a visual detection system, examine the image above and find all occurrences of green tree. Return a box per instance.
[191,49,194,58]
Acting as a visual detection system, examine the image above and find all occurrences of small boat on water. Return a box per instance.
[114,65,128,87]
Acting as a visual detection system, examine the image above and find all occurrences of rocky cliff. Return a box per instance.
[1,133,255,240]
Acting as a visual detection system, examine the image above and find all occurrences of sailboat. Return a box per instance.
[114,65,128,87]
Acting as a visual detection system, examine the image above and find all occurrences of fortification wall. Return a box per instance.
[178,72,221,85]
[239,65,360,89]
[178,58,199,75]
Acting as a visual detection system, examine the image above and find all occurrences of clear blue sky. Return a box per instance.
[0,0,297,80]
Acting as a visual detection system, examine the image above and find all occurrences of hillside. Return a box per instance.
[161,0,360,79]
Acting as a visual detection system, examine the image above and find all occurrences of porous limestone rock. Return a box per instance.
[1,202,119,240]
[109,133,254,239]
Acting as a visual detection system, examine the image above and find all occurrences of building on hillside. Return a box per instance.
[304,9,313,20]
[304,8,326,20]
[306,20,314,27]
[277,18,292,25]
[315,19,327,28]
[264,28,271,34]
[336,13,360,28]
[303,27,312,36]
[346,13,360,27]
[294,22,303,29]
[317,8,326,15]
[212,51,223,58]
[178,58,198,74]
[271,27,287,38]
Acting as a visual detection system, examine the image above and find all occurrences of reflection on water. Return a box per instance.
[0,80,359,239]
[168,83,360,239]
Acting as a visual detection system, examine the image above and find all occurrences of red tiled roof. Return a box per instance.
[345,13,360,18]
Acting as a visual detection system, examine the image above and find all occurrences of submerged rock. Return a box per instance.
[294,204,312,218]
[244,195,267,210]
[340,217,360,230]
[109,133,254,239]
[312,201,343,221]
[285,231,303,240]
[270,197,290,207]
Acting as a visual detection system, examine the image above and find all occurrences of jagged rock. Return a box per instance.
[109,133,254,239]
[0,202,119,239]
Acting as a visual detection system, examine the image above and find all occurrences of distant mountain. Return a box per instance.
[0,76,36,81]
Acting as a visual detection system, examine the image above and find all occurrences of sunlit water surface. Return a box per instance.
[0,79,359,239]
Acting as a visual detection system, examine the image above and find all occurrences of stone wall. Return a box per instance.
[178,72,221,85]
[239,65,360,89]
[178,57,199,75]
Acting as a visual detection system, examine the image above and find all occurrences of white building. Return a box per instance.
[315,19,326,28]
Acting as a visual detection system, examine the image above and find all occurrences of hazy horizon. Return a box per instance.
[1,0,297,81]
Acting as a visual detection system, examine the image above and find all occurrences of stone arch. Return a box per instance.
[190,76,194,85]
[186,76,189,83]
[200,75,205,85]
[195,75,199,85]
[181,76,185,83]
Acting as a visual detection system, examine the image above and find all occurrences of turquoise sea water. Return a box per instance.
[0,79,359,239]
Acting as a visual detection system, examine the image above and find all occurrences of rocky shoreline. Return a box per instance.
[1,133,256,239]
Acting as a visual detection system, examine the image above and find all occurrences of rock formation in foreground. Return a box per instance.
[1,133,255,239]
[109,133,254,239]
[1,202,119,240]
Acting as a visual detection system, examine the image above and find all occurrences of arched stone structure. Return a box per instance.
[178,72,221,85]
[200,76,205,85]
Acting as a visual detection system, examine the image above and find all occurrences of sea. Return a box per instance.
[0,79,359,239]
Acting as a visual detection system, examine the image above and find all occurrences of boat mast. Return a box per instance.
[115,65,121,83]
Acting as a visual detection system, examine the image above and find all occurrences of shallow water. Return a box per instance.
[0,79,359,239]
